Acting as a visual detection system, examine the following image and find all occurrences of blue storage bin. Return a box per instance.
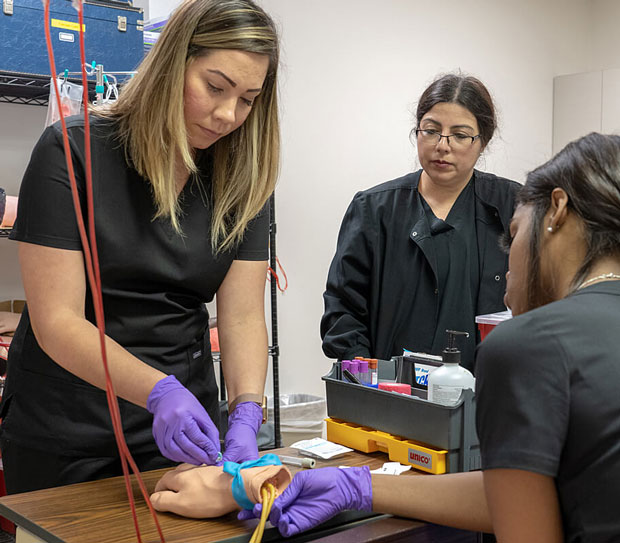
[1,0,144,77]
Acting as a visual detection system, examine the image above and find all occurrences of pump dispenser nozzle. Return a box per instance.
[442,330,470,364]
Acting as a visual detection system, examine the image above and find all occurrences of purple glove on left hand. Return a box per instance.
[220,401,262,464]
[237,466,372,537]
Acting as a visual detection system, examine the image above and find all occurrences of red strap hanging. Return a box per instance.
[267,256,288,293]
[43,2,165,540]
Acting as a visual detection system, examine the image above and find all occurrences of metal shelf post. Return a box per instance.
[269,193,281,448]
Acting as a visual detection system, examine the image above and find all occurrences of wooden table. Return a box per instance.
[0,448,478,543]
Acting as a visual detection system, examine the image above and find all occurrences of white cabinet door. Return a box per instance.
[553,71,603,155]
[553,68,620,155]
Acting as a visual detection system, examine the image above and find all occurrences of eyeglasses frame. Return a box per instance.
[415,128,481,147]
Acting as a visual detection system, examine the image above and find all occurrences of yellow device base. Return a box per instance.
[326,417,448,474]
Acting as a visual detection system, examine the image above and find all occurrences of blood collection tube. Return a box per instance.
[341,360,351,381]
[359,360,369,385]
[369,359,378,386]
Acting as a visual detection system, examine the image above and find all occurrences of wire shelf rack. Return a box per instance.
[0,70,96,106]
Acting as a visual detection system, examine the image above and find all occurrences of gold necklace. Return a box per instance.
[578,272,620,290]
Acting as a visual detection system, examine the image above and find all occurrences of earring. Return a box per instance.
[547,226,553,232]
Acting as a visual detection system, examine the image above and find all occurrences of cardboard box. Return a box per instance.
[0,300,25,314]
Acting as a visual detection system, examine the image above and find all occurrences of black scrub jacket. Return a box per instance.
[321,169,520,370]
[0,116,269,456]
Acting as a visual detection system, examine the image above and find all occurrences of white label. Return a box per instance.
[371,372,378,385]
[415,363,438,386]
[58,32,75,42]
[430,384,463,406]
[408,448,433,470]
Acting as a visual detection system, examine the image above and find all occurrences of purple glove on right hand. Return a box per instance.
[237,466,372,537]
[220,401,262,464]
[147,375,221,465]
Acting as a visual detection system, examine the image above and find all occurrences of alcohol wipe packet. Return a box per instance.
[290,437,353,460]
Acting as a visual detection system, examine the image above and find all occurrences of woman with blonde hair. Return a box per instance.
[0,0,280,493]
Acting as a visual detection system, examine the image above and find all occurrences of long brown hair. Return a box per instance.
[518,132,620,310]
[98,0,280,252]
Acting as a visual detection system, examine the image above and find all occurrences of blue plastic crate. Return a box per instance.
[1,0,144,76]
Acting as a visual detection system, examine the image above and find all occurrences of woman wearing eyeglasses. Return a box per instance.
[230,132,620,542]
[321,73,520,369]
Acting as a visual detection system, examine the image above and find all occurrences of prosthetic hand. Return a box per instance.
[147,374,221,465]
[150,460,291,518]
[221,401,262,464]
[238,466,373,537]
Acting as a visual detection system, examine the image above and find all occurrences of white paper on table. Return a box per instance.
[290,437,353,460]
[370,462,412,475]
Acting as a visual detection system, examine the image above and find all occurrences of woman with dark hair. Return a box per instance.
[1,0,279,493]
[321,73,520,369]
[222,132,620,540]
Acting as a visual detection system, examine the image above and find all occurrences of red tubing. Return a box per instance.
[44,2,165,541]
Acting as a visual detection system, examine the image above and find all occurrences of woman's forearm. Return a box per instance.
[372,471,493,533]
[219,316,268,404]
[216,259,269,405]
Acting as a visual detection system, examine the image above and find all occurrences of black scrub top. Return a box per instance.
[419,178,479,365]
[1,116,269,456]
[476,281,620,540]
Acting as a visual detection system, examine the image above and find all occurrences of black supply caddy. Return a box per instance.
[322,360,480,474]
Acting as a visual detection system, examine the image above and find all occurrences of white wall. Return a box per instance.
[148,0,173,19]
[261,0,593,397]
[1,0,614,400]
[0,104,47,300]
[589,0,620,71]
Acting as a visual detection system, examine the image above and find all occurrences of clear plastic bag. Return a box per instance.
[45,78,83,127]
[102,74,119,104]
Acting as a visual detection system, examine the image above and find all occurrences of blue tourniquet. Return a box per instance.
[223,453,282,510]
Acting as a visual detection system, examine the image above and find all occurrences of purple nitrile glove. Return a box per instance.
[237,466,372,537]
[220,401,262,464]
[146,374,221,465]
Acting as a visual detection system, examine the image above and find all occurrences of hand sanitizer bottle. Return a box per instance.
[427,330,475,407]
